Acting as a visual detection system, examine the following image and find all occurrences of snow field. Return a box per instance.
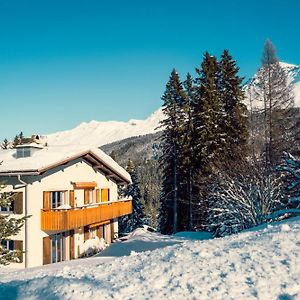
[0,220,300,299]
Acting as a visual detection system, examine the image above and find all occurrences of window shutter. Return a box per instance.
[69,190,75,208]
[43,191,50,210]
[13,240,23,263]
[101,189,109,202]
[43,236,51,265]
[84,226,89,241]
[69,230,75,260]
[84,190,89,205]
[110,222,114,242]
[14,192,23,214]
[96,189,100,203]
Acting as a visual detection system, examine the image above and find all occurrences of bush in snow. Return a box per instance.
[0,188,27,265]
[207,162,285,237]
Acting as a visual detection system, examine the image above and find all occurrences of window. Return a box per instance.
[88,190,96,205]
[51,191,67,209]
[89,227,97,239]
[1,240,14,251]
[51,233,66,263]
[16,148,31,158]
[0,192,15,212]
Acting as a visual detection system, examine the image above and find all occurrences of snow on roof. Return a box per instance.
[0,145,131,183]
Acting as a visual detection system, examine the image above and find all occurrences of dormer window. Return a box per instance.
[16,144,43,158]
[17,147,31,158]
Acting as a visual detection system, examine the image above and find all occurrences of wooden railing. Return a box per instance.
[41,200,132,231]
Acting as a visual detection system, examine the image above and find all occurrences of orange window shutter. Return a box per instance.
[84,190,89,205]
[43,236,51,265]
[43,191,50,210]
[69,190,75,208]
[101,189,109,202]
[96,189,100,203]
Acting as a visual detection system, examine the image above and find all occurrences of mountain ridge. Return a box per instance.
[45,61,300,148]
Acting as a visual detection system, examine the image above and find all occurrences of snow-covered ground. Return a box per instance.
[1,220,300,299]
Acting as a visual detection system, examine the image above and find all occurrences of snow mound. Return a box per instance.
[2,219,300,300]
[79,237,108,257]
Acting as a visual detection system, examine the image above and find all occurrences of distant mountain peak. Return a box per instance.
[45,108,165,147]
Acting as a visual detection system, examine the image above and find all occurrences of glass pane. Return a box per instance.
[51,237,56,263]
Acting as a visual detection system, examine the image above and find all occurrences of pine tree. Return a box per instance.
[219,50,248,160]
[119,159,147,233]
[255,39,296,167]
[159,69,185,234]
[0,188,26,265]
[2,139,9,149]
[12,135,20,148]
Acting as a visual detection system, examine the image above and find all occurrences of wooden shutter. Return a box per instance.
[69,190,75,208]
[101,189,109,202]
[43,191,51,210]
[96,189,100,203]
[97,226,101,238]
[69,230,75,260]
[43,236,51,265]
[110,222,114,242]
[84,190,89,205]
[84,226,89,241]
[13,240,23,263]
[14,192,23,214]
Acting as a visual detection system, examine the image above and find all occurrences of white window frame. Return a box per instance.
[50,191,68,209]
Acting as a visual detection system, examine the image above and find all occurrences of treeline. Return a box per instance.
[159,40,300,236]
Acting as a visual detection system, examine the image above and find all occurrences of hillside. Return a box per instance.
[1,218,300,299]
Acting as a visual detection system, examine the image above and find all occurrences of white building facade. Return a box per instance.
[0,144,132,268]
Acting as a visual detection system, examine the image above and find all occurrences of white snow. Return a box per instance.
[79,237,108,257]
[1,218,300,299]
[44,108,165,147]
[0,145,131,183]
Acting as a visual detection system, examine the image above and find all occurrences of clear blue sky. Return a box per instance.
[1,0,300,140]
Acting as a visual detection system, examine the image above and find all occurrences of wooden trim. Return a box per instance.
[43,191,50,210]
[89,220,110,228]
[73,182,97,189]
[14,192,23,214]
[41,200,132,231]
[69,190,75,208]
[43,236,51,265]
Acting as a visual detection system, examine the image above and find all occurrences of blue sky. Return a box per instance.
[0,0,300,140]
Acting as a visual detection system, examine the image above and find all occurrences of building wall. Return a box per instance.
[0,157,119,268]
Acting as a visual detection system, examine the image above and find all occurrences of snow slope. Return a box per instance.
[45,108,165,147]
[1,219,300,299]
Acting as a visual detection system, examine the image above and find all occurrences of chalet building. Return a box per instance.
[0,142,132,268]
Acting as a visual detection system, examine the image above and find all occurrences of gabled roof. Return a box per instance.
[0,145,131,184]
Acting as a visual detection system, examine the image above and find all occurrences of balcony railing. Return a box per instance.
[41,199,132,231]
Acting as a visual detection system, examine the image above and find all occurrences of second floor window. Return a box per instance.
[51,191,67,209]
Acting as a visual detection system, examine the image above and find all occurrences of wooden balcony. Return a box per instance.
[41,199,132,231]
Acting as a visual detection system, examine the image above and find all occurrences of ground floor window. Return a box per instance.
[51,233,65,263]
[0,240,14,251]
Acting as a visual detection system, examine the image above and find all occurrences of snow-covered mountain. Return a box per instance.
[45,62,300,148]
[45,108,165,147]
[244,62,300,109]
